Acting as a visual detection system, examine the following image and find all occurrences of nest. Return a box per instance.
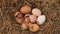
[0,0,60,34]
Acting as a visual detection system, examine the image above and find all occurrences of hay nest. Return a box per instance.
[0,0,60,34]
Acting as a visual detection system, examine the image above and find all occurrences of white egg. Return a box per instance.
[32,8,41,16]
[37,15,46,25]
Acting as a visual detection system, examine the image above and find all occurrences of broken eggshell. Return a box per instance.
[28,23,39,32]
[15,12,20,17]
[37,15,46,25]
[15,12,23,19]
[32,8,41,16]
[24,14,31,17]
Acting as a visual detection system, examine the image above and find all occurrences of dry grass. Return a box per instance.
[0,0,60,34]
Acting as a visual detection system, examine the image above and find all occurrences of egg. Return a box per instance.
[29,15,37,23]
[32,8,41,16]
[37,15,46,25]
[20,5,31,14]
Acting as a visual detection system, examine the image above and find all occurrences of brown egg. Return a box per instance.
[20,5,31,14]
[29,15,37,23]
[16,18,23,24]
[21,23,28,30]
[15,12,20,17]
[29,24,39,32]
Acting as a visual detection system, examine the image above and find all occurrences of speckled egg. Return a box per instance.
[32,8,41,16]
[37,15,46,25]
[29,15,37,23]
[20,5,31,14]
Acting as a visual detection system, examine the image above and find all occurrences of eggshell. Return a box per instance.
[29,15,37,23]
[20,5,31,14]
[32,8,41,16]
[37,15,46,25]
[29,24,39,32]
[24,14,31,17]
[15,12,20,17]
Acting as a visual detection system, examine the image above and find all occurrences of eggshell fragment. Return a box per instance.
[32,8,41,16]
[29,15,37,23]
[37,15,46,25]
[24,14,31,17]
[20,5,31,14]
[15,12,20,17]
[29,24,39,32]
